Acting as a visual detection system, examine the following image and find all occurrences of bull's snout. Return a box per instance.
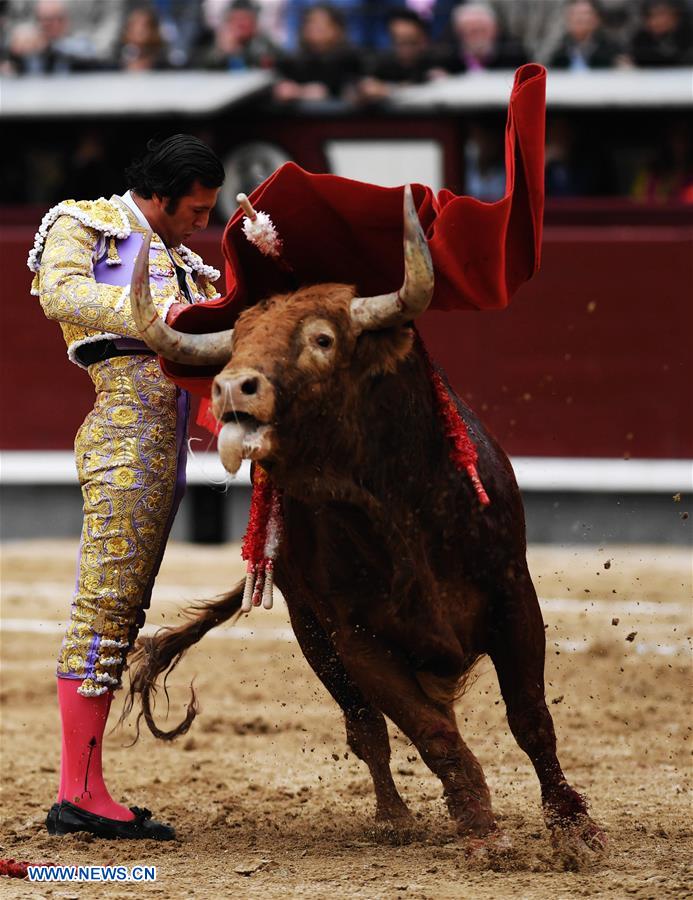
[212,368,275,422]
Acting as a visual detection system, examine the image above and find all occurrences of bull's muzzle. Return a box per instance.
[211,368,274,423]
[212,368,276,474]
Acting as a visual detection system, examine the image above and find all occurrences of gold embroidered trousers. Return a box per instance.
[57,354,188,696]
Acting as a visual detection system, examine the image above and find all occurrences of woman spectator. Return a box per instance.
[117,6,171,72]
[282,0,369,50]
[549,0,625,70]
[274,3,362,102]
[630,0,693,67]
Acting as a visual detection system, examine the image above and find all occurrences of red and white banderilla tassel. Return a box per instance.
[241,467,283,613]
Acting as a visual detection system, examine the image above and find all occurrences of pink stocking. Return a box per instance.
[57,678,134,821]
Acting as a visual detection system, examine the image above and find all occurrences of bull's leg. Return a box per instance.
[285,601,412,825]
[489,565,606,850]
[330,628,496,838]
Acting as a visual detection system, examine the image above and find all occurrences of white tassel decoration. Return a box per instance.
[261,564,274,610]
[239,483,283,614]
[241,565,255,613]
[237,193,283,259]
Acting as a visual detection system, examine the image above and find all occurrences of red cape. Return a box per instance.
[164,63,546,395]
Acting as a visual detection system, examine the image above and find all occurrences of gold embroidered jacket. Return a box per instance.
[29,195,221,368]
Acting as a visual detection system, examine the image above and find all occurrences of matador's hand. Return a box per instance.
[166,302,188,324]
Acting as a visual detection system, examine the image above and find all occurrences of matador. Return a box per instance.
[29,134,225,840]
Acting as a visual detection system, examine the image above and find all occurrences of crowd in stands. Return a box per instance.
[1,0,691,204]
[1,0,692,89]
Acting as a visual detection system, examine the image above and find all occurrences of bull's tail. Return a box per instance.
[415,653,483,707]
[121,581,245,742]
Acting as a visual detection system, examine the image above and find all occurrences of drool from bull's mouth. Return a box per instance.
[217,419,274,474]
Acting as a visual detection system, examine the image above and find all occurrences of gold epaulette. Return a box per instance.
[28,198,132,276]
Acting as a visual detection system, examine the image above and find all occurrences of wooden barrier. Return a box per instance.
[1,214,691,459]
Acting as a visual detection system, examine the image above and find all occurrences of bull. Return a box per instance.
[126,188,605,851]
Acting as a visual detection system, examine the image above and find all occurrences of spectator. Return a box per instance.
[4,1,127,60]
[445,2,527,73]
[493,0,637,64]
[490,0,567,63]
[274,3,362,102]
[401,0,457,44]
[630,0,693,67]
[117,6,171,71]
[631,119,693,202]
[283,0,456,51]
[147,0,207,66]
[360,9,449,102]
[203,0,287,49]
[549,0,625,70]
[355,0,458,51]
[464,122,506,201]
[598,0,643,45]
[5,0,103,74]
[196,0,277,70]
[283,0,373,51]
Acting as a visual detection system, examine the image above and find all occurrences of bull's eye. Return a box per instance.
[315,333,334,349]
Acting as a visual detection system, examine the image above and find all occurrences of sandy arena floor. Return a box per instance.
[0,540,691,899]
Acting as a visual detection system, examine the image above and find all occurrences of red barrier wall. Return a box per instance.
[1,221,691,458]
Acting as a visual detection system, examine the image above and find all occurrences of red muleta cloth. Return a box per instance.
[162,63,546,395]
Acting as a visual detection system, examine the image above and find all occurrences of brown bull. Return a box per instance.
[126,189,604,850]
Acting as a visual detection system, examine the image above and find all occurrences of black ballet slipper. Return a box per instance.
[46,801,176,840]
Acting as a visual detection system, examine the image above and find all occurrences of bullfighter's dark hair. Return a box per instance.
[125,134,225,205]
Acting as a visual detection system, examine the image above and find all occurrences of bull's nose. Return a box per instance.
[211,368,274,420]
[212,379,225,403]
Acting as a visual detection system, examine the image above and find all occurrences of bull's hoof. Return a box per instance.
[452,807,497,841]
[460,827,513,861]
[542,784,605,857]
[372,806,417,844]
[550,814,608,858]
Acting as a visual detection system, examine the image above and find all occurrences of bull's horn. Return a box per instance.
[130,231,234,366]
[350,185,433,331]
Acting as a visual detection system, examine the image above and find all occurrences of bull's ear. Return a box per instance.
[353,325,415,377]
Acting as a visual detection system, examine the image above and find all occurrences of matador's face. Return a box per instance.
[152,181,220,247]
